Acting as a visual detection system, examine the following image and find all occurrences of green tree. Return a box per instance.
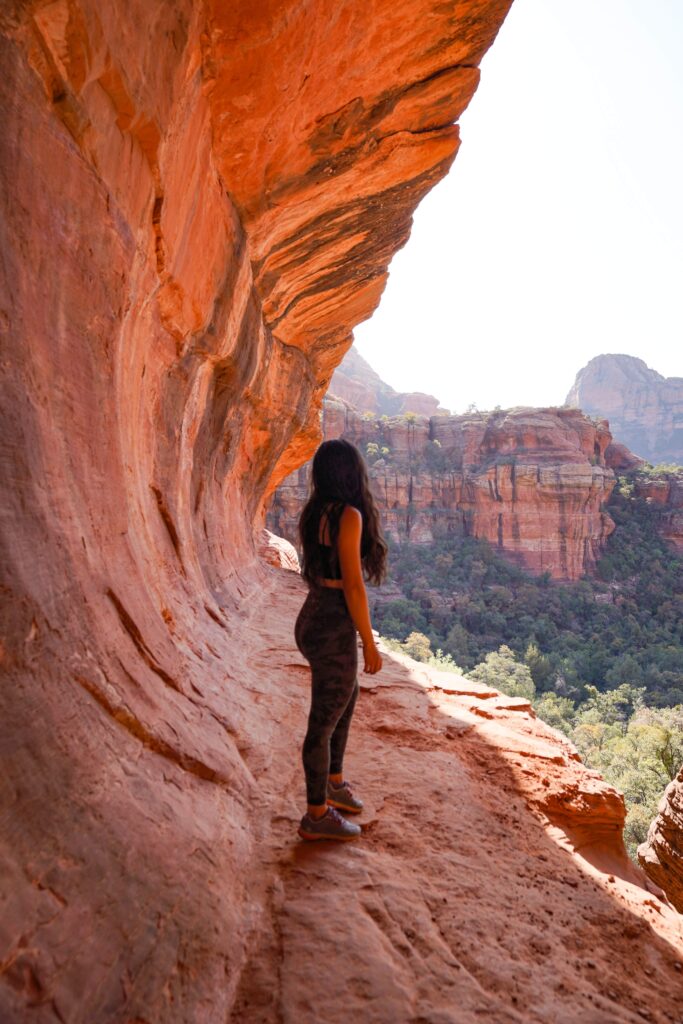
[444,622,471,669]
[366,441,382,464]
[524,642,555,691]
[576,683,646,730]
[532,692,576,735]
[424,439,447,472]
[402,631,433,662]
[435,553,453,575]
[467,645,536,701]
[570,704,683,859]
[427,648,464,674]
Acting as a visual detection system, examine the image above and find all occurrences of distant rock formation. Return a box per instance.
[270,400,616,580]
[329,345,450,417]
[631,471,683,552]
[566,354,683,465]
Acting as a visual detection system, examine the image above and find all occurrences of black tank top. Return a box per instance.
[319,542,342,579]
[318,502,343,580]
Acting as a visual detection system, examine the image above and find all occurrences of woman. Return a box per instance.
[294,438,388,841]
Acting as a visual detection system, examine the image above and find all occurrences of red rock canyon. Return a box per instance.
[2,2,683,1022]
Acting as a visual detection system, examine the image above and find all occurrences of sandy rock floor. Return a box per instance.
[230,565,683,1024]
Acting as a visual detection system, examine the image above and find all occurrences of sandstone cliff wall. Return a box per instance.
[631,473,683,552]
[604,446,683,551]
[0,2,514,1019]
[567,354,683,466]
[270,401,616,580]
[3,3,683,1021]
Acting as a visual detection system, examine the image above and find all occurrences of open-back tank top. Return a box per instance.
[318,502,343,580]
[319,540,342,579]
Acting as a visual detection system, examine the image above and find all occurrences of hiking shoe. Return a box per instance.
[327,779,363,814]
[298,806,362,841]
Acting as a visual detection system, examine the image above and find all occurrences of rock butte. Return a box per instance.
[1,2,683,1022]
[271,396,617,580]
[567,354,683,466]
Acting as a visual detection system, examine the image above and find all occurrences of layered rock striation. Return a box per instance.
[639,763,683,914]
[270,399,617,580]
[567,354,683,466]
[3,2,683,1021]
[0,1,515,1019]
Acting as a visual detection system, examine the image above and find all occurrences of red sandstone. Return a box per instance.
[2,2,682,1021]
[567,354,683,466]
[639,762,683,914]
[272,401,617,580]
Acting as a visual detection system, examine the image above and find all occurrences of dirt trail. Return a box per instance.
[231,565,683,1024]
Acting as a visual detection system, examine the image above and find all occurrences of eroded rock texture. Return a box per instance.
[270,398,616,579]
[2,2,683,1022]
[567,354,683,466]
[639,764,683,914]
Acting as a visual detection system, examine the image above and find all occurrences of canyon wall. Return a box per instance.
[3,3,683,1021]
[270,399,616,580]
[0,1,518,1020]
[567,354,683,466]
[631,472,683,552]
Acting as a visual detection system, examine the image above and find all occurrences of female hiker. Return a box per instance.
[294,438,388,841]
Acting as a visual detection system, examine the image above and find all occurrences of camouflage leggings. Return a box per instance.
[294,586,360,805]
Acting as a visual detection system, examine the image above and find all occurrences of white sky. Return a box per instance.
[353,0,683,414]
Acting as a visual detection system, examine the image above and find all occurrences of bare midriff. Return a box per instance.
[320,578,343,589]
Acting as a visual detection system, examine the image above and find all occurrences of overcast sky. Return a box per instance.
[353,0,683,414]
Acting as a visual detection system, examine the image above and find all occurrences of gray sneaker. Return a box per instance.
[298,806,362,841]
[327,779,363,814]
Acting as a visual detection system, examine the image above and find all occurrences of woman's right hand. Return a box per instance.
[362,640,383,675]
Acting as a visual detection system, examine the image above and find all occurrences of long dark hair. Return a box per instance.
[298,439,388,587]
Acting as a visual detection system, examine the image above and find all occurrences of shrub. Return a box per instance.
[467,645,536,701]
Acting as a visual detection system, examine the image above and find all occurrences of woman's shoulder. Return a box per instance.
[322,501,361,524]
[339,504,362,525]
[323,500,359,512]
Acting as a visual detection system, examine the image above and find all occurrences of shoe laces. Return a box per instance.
[332,778,354,794]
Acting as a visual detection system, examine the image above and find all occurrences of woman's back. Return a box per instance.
[317,501,344,579]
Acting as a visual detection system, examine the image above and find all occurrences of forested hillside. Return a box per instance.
[374,467,683,859]
[373,468,683,707]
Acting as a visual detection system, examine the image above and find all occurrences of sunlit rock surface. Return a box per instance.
[567,354,683,466]
[3,1,683,1021]
[271,400,616,579]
